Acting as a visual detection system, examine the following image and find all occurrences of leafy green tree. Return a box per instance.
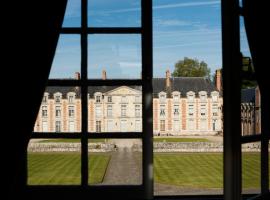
[172,57,211,79]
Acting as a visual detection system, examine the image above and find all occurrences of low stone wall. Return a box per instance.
[28,141,263,153]
[28,142,116,152]
[133,142,262,152]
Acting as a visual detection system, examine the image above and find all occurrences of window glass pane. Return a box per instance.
[88,86,142,133]
[33,86,81,133]
[153,0,222,194]
[27,139,81,185]
[88,34,141,79]
[88,0,141,27]
[242,142,261,194]
[88,139,142,185]
[62,0,81,27]
[49,35,80,79]
[240,17,260,136]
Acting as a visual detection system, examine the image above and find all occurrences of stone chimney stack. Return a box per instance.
[75,72,80,80]
[215,69,222,91]
[102,70,107,80]
[166,69,171,88]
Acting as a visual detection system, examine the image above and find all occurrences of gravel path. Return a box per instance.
[100,148,142,185]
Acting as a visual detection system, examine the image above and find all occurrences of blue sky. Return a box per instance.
[50,0,250,79]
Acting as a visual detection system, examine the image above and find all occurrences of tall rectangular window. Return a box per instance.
[173,120,180,131]
[173,105,179,116]
[200,104,206,116]
[42,121,48,132]
[120,120,127,132]
[107,96,112,103]
[96,121,101,133]
[135,120,141,132]
[107,120,113,132]
[95,105,101,117]
[121,105,127,117]
[68,96,74,103]
[135,105,140,117]
[55,106,61,117]
[69,121,75,132]
[160,105,165,116]
[107,105,112,117]
[160,120,165,131]
[55,121,61,132]
[68,106,74,117]
[188,104,194,116]
[42,106,47,117]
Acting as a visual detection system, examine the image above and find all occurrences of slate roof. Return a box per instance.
[45,77,219,99]
[241,88,256,103]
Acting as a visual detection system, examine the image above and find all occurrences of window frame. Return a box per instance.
[29,0,270,199]
[30,0,153,199]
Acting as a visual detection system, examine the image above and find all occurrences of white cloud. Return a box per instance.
[93,0,220,14]
[156,19,192,27]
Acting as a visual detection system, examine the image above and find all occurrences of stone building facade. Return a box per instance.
[34,70,223,135]
[241,86,261,136]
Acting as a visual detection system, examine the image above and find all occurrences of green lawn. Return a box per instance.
[39,139,106,143]
[154,138,209,142]
[28,152,265,189]
[154,153,264,189]
[28,153,110,185]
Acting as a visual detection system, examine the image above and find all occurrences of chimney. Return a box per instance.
[215,69,222,91]
[166,69,171,88]
[102,69,107,80]
[74,72,80,80]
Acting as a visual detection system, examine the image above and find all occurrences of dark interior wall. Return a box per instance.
[5,1,67,198]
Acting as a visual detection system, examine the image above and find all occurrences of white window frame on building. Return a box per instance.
[42,121,48,132]
[199,91,207,102]
[54,92,62,104]
[121,105,127,117]
[200,104,207,116]
[107,96,112,103]
[55,106,61,117]
[135,120,141,132]
[68,92,75,104]
[211,91,219,102]
[68,106,74,118]
[69,121,75,132]
[160,120,165,131]
[95,105,101,118]
[187,91,195,102]
[159,91,166,103]
[135,105,140,117]
[172,91,180,103]
[160,104,165,117]
[107,120,114,132]
[41,106,47,117]
[173,104,179,116]
[96,121,101,132]
[120,120,127,132]
[107,105,112,117]
[55,121,61,132]
[95,92,102,103]
[42,93,49,104]
[121,96,127,103]
[173,120,180,132]
[188,104,194,116]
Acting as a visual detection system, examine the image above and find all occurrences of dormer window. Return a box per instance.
[159,92,166,103]
[172,91,180,102]
[108,96,112,103]
[42,93,48,103]
[95,92,102,103]
[54,93,62,103]
[187,91,195,102]
[211,91,219,102]
[199,91,207,101]
[68,93,75,103]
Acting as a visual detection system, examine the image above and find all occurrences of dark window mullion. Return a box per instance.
[141,0,153,199]
[81,0,88,186]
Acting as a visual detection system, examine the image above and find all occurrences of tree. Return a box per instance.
[172,57,211,79]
